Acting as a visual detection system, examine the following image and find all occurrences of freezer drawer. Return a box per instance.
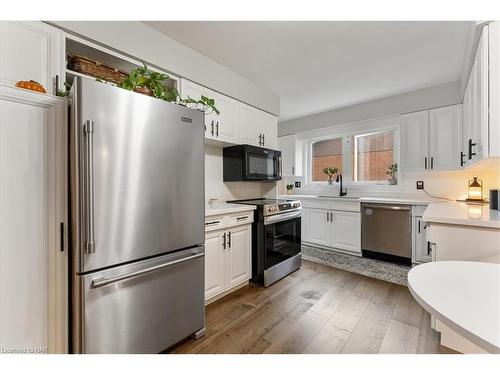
[73,247,205,353]
[361,203,411,259]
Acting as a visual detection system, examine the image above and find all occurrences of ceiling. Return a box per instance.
[146,21,474,121]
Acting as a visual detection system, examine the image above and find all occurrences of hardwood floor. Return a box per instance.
[170,260,457,354]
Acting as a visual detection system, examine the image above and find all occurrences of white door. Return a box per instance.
[278,134,296,176]
[462,76,473,167]
[413,217,430,263]
[303,208,331,247]
[330,211,361,253]
[213,93,239,143]
[239,103,261,146]
[226,225,251,289]
[204,231,226,300]
[260,111,278,149]
[0,21,63,94]
[429,104,462,170]
[400,110,429,171]
[180,79,217,140]
[0,88,67,353]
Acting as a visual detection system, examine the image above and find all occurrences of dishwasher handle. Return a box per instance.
[362,204,411,211]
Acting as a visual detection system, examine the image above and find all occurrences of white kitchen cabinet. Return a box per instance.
[302,202,361,255]
[259,110,278,149]
[180,79,217,140]
[225,225,252,289]
[400,105,462,171]
[0,21,64,95]
[489,22,500,157]
[278,134,300,176]
[214,92,239,143]
[303,208,331,247]
[204,211,253,303]
[330,211,361,253]
[204,231,226,300]
[429,104,462,170]
[400,110,429,171]
[238,103,261,146]
[413,216,431,263]
[0,85,67,353]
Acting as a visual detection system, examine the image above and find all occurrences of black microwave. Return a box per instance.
[223,144,282,181]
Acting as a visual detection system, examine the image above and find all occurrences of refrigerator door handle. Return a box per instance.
[90,252,204,288]
[84,120,96,254]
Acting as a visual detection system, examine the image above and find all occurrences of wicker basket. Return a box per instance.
[67,54,129,84]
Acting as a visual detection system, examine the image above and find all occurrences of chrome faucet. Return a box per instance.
[335,174,347,196]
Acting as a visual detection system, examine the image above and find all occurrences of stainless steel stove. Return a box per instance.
[229,198,302,286]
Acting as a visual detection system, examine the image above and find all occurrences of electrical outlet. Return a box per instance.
[295,181,301,188]
[416,181,424,190]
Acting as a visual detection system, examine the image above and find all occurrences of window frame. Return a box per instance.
[303,121,400,188]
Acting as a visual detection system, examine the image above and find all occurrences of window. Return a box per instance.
[311,137,343,182]
[352,130,394,182]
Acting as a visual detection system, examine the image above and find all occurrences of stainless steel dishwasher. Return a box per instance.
[361,203,412,265]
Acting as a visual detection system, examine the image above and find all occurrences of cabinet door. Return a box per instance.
[330,211,361,253]
[260,111,278,149]
[462,76,473,167]
[413,217,430,263]
[213,93,239,143]
[429,104,462,170]
[238,103,261,146]
[303,208,331,247]
[226,225,251,289]
[0,91,67,353]
[400,110,429,171]
[180,79,216,140]
[204,231,226,300]
[278,134,296,176]
[0,21,63,94]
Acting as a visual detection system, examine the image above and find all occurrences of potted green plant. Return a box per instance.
[323,167,338,185]
[117,64,219,115]
[386,163,398,185]
[286,183,294,195]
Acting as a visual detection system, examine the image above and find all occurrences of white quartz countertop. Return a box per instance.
[423,201,500,229]
[278,194,443,205]
[408,261,500,353]
[205,203,256,217]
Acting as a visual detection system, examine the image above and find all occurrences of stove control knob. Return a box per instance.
[293,203,301,208]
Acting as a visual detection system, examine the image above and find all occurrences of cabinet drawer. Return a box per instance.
[205,210,254,232]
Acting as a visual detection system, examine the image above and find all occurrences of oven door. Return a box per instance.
[262,210,301,286]
[244,149,282,181]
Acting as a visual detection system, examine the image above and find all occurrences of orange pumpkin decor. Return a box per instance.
[15,80,47,93]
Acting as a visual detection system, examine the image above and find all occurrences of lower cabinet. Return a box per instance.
[204,224,252,301]
[413,216,431,263]
[303,207,361,255]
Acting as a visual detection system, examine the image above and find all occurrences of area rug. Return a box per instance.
[301,245,410,286]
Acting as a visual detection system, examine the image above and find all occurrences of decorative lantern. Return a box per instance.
[467,177,483,201]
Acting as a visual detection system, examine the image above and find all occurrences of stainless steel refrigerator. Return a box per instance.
[69,77,205,353]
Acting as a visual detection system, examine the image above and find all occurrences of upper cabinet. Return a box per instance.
[181,78,278,149]
[278,134,303,177]
[0,22,64,95]
[461,23,500,167]
[400,104,462,171]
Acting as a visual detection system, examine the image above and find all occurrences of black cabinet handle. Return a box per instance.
[222,232,226,250]
[468,139,476,160]
[418,220,421,234]
[215,121,219,137]
[210,120,214,136]
[228,231,231,248]
[60,222,65,252]
[258,133,262,146]
[431,157,434,170]
[427,241,432,255]
[460,152,465,167]
[262,134,265,146]
[424,157,427,170]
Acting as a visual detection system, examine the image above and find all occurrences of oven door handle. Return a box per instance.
[264,210,301,225]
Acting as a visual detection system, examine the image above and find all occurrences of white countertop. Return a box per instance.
[205,203,256,217]
[423,201,500,229]
[278,194,442,205]
[408,261,500,353]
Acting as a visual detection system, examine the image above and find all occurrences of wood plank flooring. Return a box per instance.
[169,260,457,354]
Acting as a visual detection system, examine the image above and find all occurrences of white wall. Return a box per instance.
[205,144,276,204]
[278,81,461,136]
[50,21,280,116]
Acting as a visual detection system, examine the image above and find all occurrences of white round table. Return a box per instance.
[408,261,500,354]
